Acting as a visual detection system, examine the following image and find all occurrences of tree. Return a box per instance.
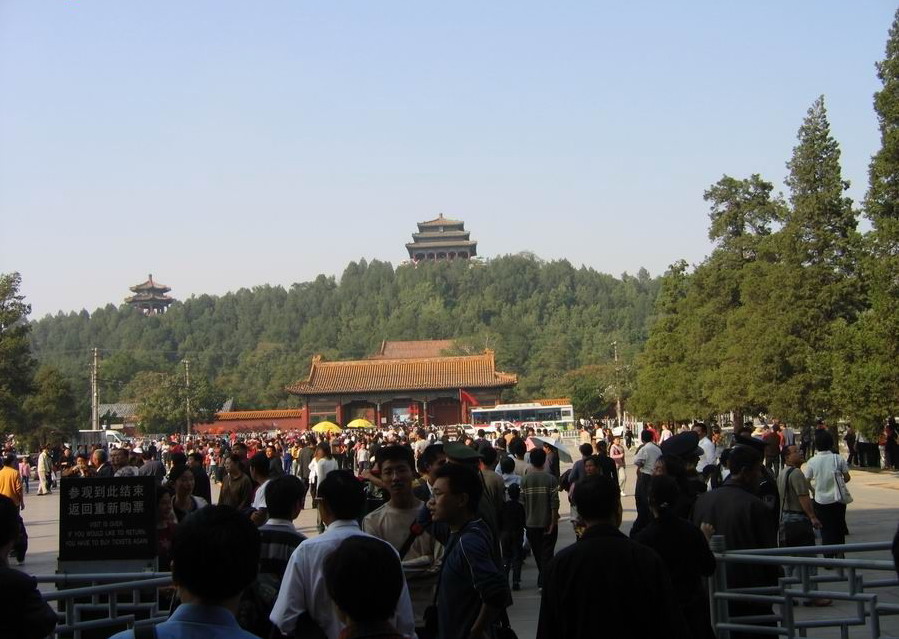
[22,365,79,448]
[840,8,899,431]
[0,272,36,438]
[126,370,226,434]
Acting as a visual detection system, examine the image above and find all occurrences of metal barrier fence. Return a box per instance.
[38,572,173,639]
[708,538,899,639]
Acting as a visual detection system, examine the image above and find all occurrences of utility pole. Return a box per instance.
[612,341,622,429]
[184,359,191,439]
[91,347,100,431]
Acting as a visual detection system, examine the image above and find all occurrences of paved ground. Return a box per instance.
[15,455,899,639]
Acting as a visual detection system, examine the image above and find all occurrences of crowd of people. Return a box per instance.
[1,415,898,639]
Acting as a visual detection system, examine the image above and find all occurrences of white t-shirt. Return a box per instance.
[804,451,850,505]
[253,478,271,509]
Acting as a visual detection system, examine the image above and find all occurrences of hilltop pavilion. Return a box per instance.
[406,214,478,261]
[125,274,174,315]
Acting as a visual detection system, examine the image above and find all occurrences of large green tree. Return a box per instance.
[126,370,226,434]
[22,365,79,447]
[835,8,899,430]
[0,272,36,438]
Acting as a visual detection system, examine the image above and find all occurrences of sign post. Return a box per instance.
[59,476,157,563]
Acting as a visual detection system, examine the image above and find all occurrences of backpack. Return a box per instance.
[559,468,573,492]
[236,572,281,638]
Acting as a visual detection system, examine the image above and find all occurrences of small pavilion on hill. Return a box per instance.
[125,274,174,315]
[287,340,517,428]
[406,213,478,261]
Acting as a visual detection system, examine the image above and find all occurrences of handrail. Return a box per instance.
[707,535,899,639]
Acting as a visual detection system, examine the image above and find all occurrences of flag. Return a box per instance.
[459,389,479,406]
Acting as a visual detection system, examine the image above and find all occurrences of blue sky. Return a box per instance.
[1,1,894,318]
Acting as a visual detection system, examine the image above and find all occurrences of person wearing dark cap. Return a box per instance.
[661,431,707,514]
[734,434,780,533]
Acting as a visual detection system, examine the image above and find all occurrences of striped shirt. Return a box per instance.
[258,519,306,578]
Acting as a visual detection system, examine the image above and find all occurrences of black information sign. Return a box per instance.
[59,476,157,561]
[443,425,460,441]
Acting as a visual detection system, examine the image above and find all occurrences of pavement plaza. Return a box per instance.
[15,458,899,639]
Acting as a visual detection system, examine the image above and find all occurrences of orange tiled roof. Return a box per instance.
[288,351,517,395]
[535,398,571,406]
[215,409,304,421]
[371,339,457,359]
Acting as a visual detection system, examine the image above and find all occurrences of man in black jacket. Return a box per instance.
[537,475,687,639]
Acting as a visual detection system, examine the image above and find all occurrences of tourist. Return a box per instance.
[110,505,262,639]
[18,455,31,493]
[805,429,851,557]
[257,475,307,579]
[629,428,662,536]
[240,475,308,638]
[111,447,138,477]
[635,475,716,639]
[478,446,506,529]
[37,445,54,493]
[188,452,212,503]
[609,435,626,496]
[219,454,253,511]
[0,454,25,564]
[171,465,208,522]
[426,463,511,639]
[155,485,178,571]
[536,475,686,639]
[62,453,94,478]
[500,483,526,591]
[0,494,57,639]
[412,443,447,502]
[249,452,274,524]
[363,446,437,630]
[692,446,778,638]
[137,448,166,482]
[324,536,407,639]
[693,422,717,475]
[520,447,559,590]
[270,470,415,639]
[266,444,285,478]
[498,456,521,490]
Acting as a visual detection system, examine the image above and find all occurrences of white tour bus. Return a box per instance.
[470,401,575,431]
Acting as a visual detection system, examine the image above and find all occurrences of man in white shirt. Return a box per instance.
[692,422,717,473]
[270,470,416,639]
[249,452,273,526]
[629,430,662,536]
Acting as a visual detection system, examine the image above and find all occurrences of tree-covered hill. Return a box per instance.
[28,255,661,423]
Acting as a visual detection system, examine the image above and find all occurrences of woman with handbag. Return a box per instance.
[804,429,851,558]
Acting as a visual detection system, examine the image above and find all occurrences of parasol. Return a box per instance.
[530,436,573,463]
[311,421,342,434]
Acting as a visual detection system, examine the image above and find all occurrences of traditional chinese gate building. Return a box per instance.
[287,340,517,428]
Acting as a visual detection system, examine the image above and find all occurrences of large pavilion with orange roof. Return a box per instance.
[286,340,518,428]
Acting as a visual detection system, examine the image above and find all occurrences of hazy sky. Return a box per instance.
[1,2,894,319]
